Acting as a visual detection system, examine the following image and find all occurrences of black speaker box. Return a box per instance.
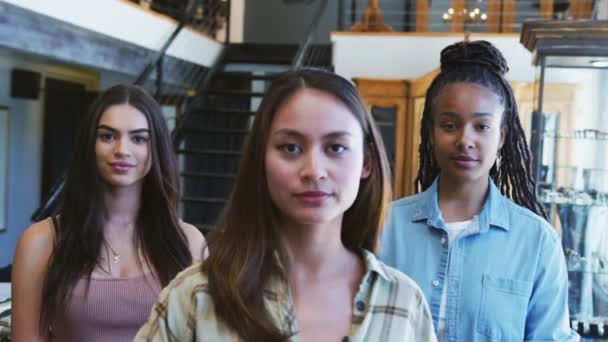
[11,68,41,99]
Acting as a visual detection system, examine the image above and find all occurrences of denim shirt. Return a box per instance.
[379,178,579,342]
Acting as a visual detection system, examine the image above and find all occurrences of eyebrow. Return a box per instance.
[438,111,495,118]
[271,128,352,139]
[97,125,150,134]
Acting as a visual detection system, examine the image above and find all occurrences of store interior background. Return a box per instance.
[0,0,607,337]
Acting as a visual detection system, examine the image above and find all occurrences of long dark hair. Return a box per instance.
[40,85,192,335]
[415,40,547,219]
[202,69,392,341]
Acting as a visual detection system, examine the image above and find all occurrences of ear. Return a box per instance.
[361,145,372,179]
[499,126,507,150]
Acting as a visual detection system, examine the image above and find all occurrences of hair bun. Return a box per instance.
[440,40,509,76]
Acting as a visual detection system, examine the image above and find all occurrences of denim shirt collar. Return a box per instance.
[411,177,509,233]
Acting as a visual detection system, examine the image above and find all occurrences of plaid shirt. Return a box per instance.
[135,250,436,342]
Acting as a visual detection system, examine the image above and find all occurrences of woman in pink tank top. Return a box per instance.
[11,85,206,342]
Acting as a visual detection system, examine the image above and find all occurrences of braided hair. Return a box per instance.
[415,40,547,219]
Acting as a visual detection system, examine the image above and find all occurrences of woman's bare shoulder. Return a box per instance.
[18,218,55,255]
[178,220,207,262]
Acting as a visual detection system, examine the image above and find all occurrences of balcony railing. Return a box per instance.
[345,0,596,33]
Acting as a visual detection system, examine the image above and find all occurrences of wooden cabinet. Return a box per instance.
[354,70,437,199]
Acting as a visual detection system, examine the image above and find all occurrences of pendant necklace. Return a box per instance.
[103,240,120,264]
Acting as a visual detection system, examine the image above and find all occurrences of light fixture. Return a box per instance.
[442,5,488,24]
[590,59,608,67]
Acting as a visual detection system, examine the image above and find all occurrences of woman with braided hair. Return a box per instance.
[380,40,579,341]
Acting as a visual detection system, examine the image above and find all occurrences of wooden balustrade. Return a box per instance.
[350,0,392,32]
[350,0,595,34]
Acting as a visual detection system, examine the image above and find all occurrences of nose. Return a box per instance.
[455,126,475,150]
[299,149,327,182]
[113,137,131,157]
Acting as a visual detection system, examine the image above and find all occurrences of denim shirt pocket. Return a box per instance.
[477,274,533,341]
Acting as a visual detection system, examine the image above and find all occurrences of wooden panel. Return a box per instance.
[350,0,393,32]
[487,0,501,33]
[501,0,516,33]
[393,100,408,198]
[353,79,408,98]
[580,0,594,18]
[415,0,429,32]
[570,0,581,18]
[353,78,409,199]
[402,96,424,196]
[410,70,439,97]
[539,0,554,19]
[451,0,465,32]
[569,0,592,19]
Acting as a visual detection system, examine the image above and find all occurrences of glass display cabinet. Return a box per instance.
[521,20,608,340]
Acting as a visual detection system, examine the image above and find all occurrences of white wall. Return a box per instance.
[214,0,245,43]
[230,0,245,43]
[331,32,535,82]
[2,0,223,67]
[0,53,99,267]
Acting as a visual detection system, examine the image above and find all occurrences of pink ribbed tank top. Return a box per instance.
[52,272,161,342]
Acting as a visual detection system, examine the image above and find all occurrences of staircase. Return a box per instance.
[177,43,332,234]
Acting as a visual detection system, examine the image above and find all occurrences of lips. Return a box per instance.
[452,155,477,161]
[451,155,479,169]
[108,162,135,173]
[295,191,332,205]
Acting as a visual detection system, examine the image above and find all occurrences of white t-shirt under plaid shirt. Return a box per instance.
[135,250,437,342]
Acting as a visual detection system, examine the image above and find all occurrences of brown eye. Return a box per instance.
[98,133,115,142]
[441,123,456,131]
[279,144,302,154]
[328,144,347,154]
[132,135,149,144]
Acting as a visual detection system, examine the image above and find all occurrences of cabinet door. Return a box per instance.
[371,106,397,181]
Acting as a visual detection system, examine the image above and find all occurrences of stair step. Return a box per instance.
[224,43,297,65]
[178,148,242,156]
[205,89,265,97]
[181,196,227,204]
[181,171,236,179]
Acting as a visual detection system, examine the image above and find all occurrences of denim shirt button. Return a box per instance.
[432,280,440,287]
[355,300,366,311]
[440,237,447,245]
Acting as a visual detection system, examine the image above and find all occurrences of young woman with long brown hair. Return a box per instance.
[136,69,436,341]
[11,85,205,342]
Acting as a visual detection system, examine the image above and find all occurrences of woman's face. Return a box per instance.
[431,82,505,185]
[265,88,370,227]
[95,104,152,189]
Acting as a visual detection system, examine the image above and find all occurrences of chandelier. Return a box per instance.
[442,7,488,23]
